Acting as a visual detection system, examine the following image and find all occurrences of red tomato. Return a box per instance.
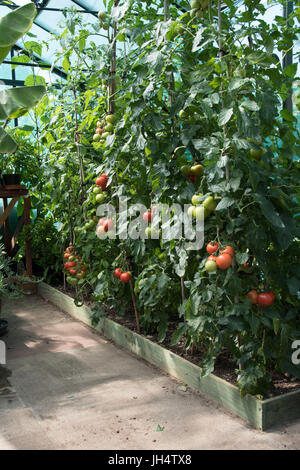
[69,269,77,275]
[114,268,122,279]
[95,128,103,134]
[81,265,87,271]
[246,290,258,304]
[64,261,76,269]
[76,272,86,279]
[103,219,114,232]
[206,242,219,254]
[216,254,232,270]
[243,263,249,268]
[64,253,70,259]
[120,272,131,283]
[207,255,217,262]
[189,174,196,183]
[220,246,235,257]
[99,178,107,190]
[257,292,275,307]
[143,211,152,223]
[96,175,108,187]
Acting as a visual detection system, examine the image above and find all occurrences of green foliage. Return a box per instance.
[0,244,21,300]
[16,217,62,283]
[21,1,300,397]
[0,4,46,154]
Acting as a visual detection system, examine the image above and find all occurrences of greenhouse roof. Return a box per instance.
[0,1,297,90]
[0,0,105,87]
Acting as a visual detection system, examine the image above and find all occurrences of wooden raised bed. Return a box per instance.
[37,282,300,431]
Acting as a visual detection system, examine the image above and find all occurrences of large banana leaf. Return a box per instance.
[0,127,17,154]
[0,86,46,120]
[0,3,36,64]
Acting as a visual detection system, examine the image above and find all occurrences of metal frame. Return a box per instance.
[0,0,98,86]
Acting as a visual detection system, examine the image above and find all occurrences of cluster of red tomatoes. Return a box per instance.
[114,269,131,283]
[95,173,108,191]
[205,242,234,272]
[246,290,275,307]
[63,246,87,284]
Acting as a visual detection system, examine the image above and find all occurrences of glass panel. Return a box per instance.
[0,63,12,81]
[37,0,80,34]
[72,0,104,11]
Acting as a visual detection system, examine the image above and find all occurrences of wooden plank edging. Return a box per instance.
[37,282,300,431]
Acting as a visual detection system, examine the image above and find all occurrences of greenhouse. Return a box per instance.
[0,0,299,451]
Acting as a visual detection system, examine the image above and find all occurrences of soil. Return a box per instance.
[55,284,300,399]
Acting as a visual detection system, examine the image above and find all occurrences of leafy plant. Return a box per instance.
[0,3,46,154]
[0,244,21,300]
[15,1,300,397]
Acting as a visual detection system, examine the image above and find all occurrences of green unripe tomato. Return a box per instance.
[179,109,187,119]
[187,206,194,217]
[191,194,203,205]
[205,260,217,273]
[191,0,202,9]
[102,132,110,139]
[96,193,106,203]
[190,164,204,177]
[193,205,205,221]
[98,11,107,21]
[93,186,101,194]
[203,196,217,212]
[93,134,101,142]
[88,220,96,229]
[105,122,114,133]
[180,165,191,177]
[106,114,115,124]
[145,226,159,238]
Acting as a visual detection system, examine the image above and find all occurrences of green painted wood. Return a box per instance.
[38,282,92,325]
[262,389,300,430]
[37,282,299,430]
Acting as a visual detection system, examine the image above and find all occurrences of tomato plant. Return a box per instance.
[14,0,300,397]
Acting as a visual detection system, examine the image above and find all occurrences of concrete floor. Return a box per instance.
[0,296,299,450]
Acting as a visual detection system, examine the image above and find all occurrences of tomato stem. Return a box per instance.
[129,279,140,334]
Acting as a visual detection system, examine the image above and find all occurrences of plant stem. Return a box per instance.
[129,279,140,333]
[72,85,85,203]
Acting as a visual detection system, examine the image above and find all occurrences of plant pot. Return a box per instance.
[7,277,37,295]
[0,319,8,337]
[20,282,37,295]
[2,174,21,186]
